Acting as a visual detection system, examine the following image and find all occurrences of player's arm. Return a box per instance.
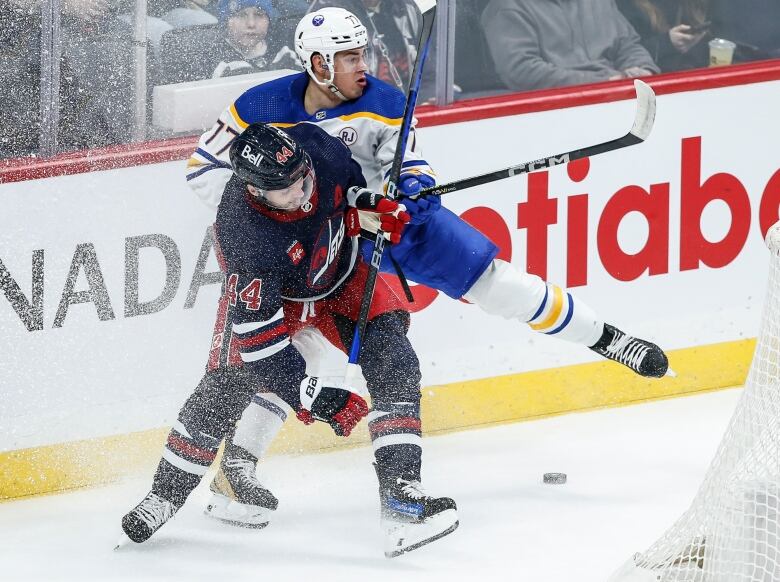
[185,102,247,209]
[223,263,300,386]
[376,117,441,224]
[376,119,436,189]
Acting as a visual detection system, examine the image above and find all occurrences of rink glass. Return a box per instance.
[3,0,779,160]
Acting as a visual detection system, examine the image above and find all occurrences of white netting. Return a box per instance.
[610,222,780,582]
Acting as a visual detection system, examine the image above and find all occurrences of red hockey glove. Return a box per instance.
[297,375,369,437]
[345,186,410,244]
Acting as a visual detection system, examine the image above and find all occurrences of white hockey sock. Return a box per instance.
[232,392,290,459]
[463,259,603,346]
[232,326,329,459]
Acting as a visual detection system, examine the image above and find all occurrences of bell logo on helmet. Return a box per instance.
[240,144,264,167]
[312,14,324,26]
[276,146,294,164]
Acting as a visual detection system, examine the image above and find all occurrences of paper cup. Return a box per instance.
[709,38,737,66]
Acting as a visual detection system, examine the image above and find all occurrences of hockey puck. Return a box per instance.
[543,472,567,484]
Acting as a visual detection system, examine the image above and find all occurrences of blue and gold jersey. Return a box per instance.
[187,72,434,208]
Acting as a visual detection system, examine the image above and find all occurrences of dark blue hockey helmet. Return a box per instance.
[229,123,315,211]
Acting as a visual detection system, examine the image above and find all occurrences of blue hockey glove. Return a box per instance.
[398,172,440,225]
[398,170,435,196]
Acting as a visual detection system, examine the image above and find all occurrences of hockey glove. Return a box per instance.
[346,186,410,244]
[398,172,440,225]
[296,375,369,437]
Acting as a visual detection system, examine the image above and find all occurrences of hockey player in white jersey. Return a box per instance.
[185,7,670,544]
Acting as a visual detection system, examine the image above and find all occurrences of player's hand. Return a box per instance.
[398,169,436,197]
[296,375,369,437]
[398,171,440,225]
[400,194,441,225]
[346,187,410,244]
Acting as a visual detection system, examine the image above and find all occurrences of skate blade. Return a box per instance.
[204,495,273,529]
[384,509,459,558]
[207,515,270,529]
[114,533,132,550]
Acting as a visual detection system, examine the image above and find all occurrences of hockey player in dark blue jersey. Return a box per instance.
[188,7,669,374]
[181,6,672,534]
[120,123,458,557]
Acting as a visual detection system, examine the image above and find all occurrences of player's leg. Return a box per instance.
[463,259,669,377]
[203,389,285,528]
[121,366,256,543]
[343,310,458,557]
[203,326,328,527]
[372,207,668,377]
[366,205,498,300]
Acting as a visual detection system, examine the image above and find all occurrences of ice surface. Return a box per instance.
[0,388,740,582]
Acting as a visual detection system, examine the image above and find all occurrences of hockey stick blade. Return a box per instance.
[629,79,656,141]
[414,0,437,14]
[421,79,656,198]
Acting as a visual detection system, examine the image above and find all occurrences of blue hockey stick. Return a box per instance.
[345,0,437,387]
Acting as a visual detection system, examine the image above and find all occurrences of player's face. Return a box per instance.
[332,48,369,100]
[249,170,315,211]
[228,7,270,52]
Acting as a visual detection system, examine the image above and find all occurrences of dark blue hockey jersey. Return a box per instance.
[214,123,367,397]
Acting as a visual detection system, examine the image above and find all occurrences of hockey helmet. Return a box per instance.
[294,7,368,100]
[229,123,315,211]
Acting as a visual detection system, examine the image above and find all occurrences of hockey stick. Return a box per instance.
[345,0,437,386]
[418,79,656,198]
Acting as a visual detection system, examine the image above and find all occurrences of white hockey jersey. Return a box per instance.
[186,71,435,209]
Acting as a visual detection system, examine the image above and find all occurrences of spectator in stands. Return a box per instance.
[617,0,710,72]
[709,0,780,61]
[157,0,299,85]
[3,0,139,156]
[60,5,137,146]
[453,0,505,97]
[481,0,660,92]
[1,0,41,158]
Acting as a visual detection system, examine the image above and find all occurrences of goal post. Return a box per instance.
[609,222,780,582]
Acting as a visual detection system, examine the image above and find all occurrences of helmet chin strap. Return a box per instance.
[327,82,349,102]
[308,63,349,102]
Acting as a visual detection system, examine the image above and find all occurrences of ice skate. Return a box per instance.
[204,443,278,529]
[591,323,669,378]
[121,492,180,543]
[380,477,458,558]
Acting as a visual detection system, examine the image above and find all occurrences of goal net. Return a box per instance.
[609,222,780,582]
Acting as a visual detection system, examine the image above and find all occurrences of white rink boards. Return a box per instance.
[3,79,780,453]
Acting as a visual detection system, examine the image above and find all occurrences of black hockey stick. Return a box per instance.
[345,0,437,386]
[419,79,656,198]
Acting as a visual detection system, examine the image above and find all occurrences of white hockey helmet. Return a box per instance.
[295,7,368,100]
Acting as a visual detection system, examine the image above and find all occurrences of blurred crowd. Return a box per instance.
[1,0,779,159]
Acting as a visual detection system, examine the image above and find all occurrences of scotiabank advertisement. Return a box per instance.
[2,79,780,451]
